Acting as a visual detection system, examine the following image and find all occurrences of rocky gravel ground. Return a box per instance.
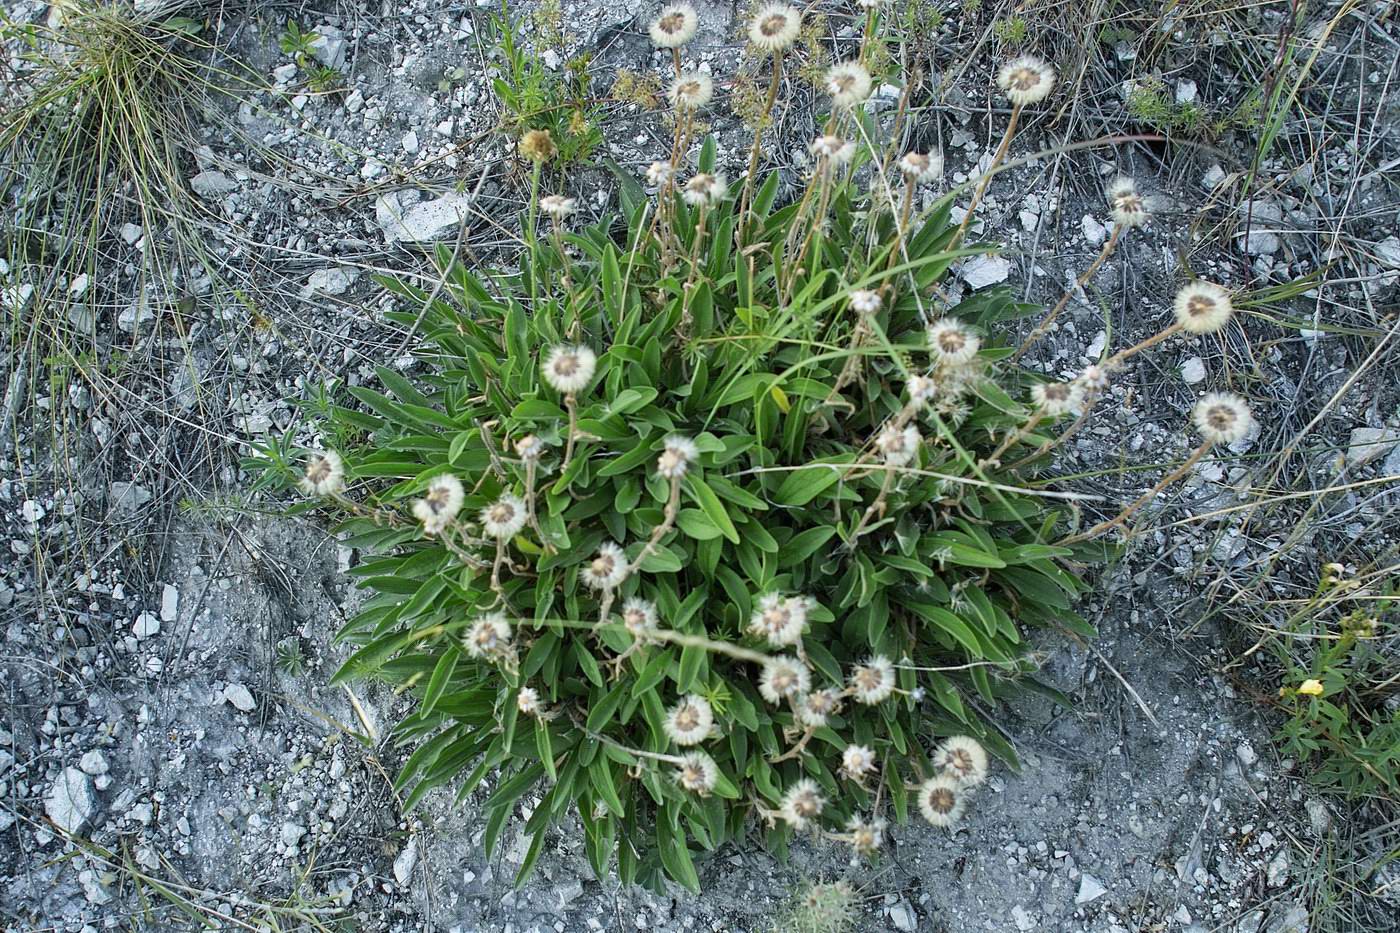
[3,0,1398,930]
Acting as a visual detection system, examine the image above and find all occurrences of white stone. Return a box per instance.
[120,223,144,246]
[20,500,44,523]
[223,683,256,712]
[1201,165,1226,190]
[281,822,306,846]
[109,482,152,514]
[309,26,347,70]
[1375,236,1400,269]
[132,612,160,639]
[376,190,473,244]
[402,130,420,155]
[888,899,917,931]
[958,254,1011,290]
[1345,427,1400,467]
[160,584,179,622]
[304,269,357,296]
[45,767,96,834]
[1175,80,1198,104]
[394,838,418,885]
[1011,905,1036,931]
[189,171,237,198]
[1180,356,1206,384]
[1082,214,1108,246]
[1076,873,1109,904]
[79,750,109,775]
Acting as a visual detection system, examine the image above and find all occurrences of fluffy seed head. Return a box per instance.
[758,655,811,705]
[1192,392,1254,445]
[515,435,544,461]
[907,374,938,405]
[877,423,921,468]
[748,3,801,52]
[899,151,943,185]
[664,694,713,746]
[649,2,698,47]
[480,493,527,540]
[542,344,597,395]
[1031,381,1084,417]
[412,474,464,534]
[810,134,855,165]
[1077,364,1109,391]
[518,128,557,162]
[1173,281,1234,334]
[996,55,1056,106]
[517,686,541,715]
[622,597,659,637]
[581,542,628,590]
[466,612,511,659]
[657,435,699,478]
[669,72,713,110]
[646,160,674,187]
[840,744,877,781]
[796,689,842,728]
[928,320,980,365]
[675,752,719,793]
[848,289,882,315]
[850,655,896,704]
[539,195,576,219]
[825,61,873,109]
[1108,177,1149,228]
[683,172,728,206]
[917,774,967,827]
[933,735,989,786]
[299,450,344,496]
[779,778,825,829]
[749,593,808,646]
[847,815,885,857]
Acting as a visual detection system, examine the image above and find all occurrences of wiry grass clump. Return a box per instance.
[251,2,1268,894]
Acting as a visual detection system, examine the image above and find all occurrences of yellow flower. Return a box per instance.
[1297,679,1324,697]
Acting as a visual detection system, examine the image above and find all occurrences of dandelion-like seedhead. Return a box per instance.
[412,474,464,534]
[917,774,966,827]
[840,744,877,781]
[848,289,882,315]
[1173,281,1234,334]
[796,689,842,728]
[928,319,981,365]
[299,450,344,496]
[675,751,719,793]
[1108,177,1148,228]
[996,55,1056,106]
[847,815,885,857]
[683,172,728,206]
[515,434,544,461]
[779,778,825,829]
[849,655,896,704]
[518,128,557,162]
[749,593,808,646]
[543,344,598,395]
[825,61,873,109]
[669,72,713,111]
[907,374,937,405]
[466,612,511,660]
[664,694,713,746]
[581,541,628,590]
[622,596,659,637]
[899,151,943,185]
[517,686,541,715]
[933,735,989,786]
[759,655,811,704]
[1031,381,1083,417]
[481,493,527,540]
[646,160,675,187]
[810,134,856,165]
[657,435,699,478]
[649,2,698,48]
[748,3,801,52]
[539,194,576,219]
[1192,392,1254,445]
[876,423,921,468]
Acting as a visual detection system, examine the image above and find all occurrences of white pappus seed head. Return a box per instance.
[1077,364,1109,390]
[779,778,825,829]
[748,593,808,646]
[933,735,989,787]
[899,151,943,185]
[795,688,842,728]
[846,815,885,856]
[299,450,344,496]
[515,434,544,461]
[412,474,465,534]
[917,774,967,827]
[542,344,598,394]
[877,423,921,468]
[664,694,713,746]
[849,655,896,704]
[1173,281,1234,334]
[657,435,699,478]
[622,597,659,637]
[466,612,511,660]
[683,172,728,206]
[649,2,699,48]
[848,289,882,315]
[1192,392,1254,445]
[669,72,713,111]
[758,655,811,704]
[581,541,628,590]
[1107,177,1149,228]
[539,194,576,219]
[748,3,801,52]
[927,320,980,365]
[675,751,719,793]
[907,374,938,405]
[996,55,1056,106]
[840,744,877,781]
[646,160,675,188]
[825,61,873,109]
[1030,381,1084,417]
[480,492,527,540]
[810,134,855,165]
[517,686,541,715]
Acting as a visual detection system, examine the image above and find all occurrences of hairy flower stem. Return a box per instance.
[887,176,917,273]
[737,54,783,247]
[1011,224,1123,362]
[525,162,542,307]
[562,393,580,472]
[679,204,709,326]
[523,459,553,553]
[1059,440,1212,545]
[648,628,774,665]
[1105,321,1183,368]
[825,318,870,404]
[849,465,897,542]
[626,474,683,578]
[952,103,1021,248]
[490,537,507,600]
[981,410,1044,468]
[770,725,816,763]
[1006,389,1100,470]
